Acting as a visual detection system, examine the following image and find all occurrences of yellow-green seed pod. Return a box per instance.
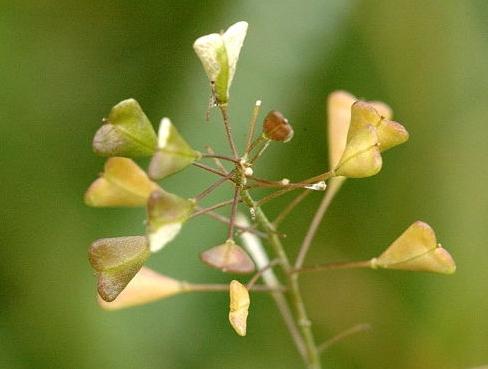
[146,190,195,253]
[372,221,456,274]
[229,280,250,336]
[93,98,157,157]
[334,125,382,178]
[148,118,201,180]
[84,157,160,207]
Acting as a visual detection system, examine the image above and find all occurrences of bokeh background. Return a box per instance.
[1,1,487,368]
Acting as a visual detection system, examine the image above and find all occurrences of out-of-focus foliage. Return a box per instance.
[1,1,487,369]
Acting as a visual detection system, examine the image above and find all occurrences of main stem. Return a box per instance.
[240,189,321,369]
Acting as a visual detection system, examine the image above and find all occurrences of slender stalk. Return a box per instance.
[245,100,262,154]
[227,187,240,239]
[192,162,229,178]
[255,171,334,207]
[186,283,285,293]
[202,210,266,237]
[249,139,270,163]
[293,259,372,274]
[240,190,321,369]
[191,200,236,218]
[273,190,311,227]
[219,105,240,159]
[246,259,280,289]
[294,178,344,269]
[201,153,241,164]
[238,215,307,361]
[317,323,371,353]
[194,174,233,202]
[247,134,267,153]
[205,145,228,174]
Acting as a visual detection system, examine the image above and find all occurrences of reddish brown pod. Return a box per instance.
[263,111,294,142]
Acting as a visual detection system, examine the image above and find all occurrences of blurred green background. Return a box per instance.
[1,1,487,368]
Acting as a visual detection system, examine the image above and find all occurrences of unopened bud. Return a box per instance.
[200,239,255,274]
[263,111,294,142]
[229,280,250,336]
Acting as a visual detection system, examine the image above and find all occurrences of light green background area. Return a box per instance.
[1,1,487,368]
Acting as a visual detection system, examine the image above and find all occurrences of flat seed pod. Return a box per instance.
[372,221,456,274]
[93,99,157,157]
[334,125,382,178]
[349,101,408,152]
[84,157,160,207]
[200,239,255,274]
[146,190,195,252]
[88,236,150,302]
[98,267,184,310]
[228,280,250,336]
[148,118,201,180]
[193,21,248,104]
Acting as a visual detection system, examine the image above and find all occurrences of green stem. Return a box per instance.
[240,189,321,369]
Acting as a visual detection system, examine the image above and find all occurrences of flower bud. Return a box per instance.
[88,236,150,302]
[93,98,157,157]
[84,157,160,207]
[148,118,201,180]
[372,221,456,274]
[200,239,255,274]
[193,21,248,104]
[229,280,250,336]
[334,125,382,178]
[146,190,195,252]
[262,111,294,142]
[97,267,185,310]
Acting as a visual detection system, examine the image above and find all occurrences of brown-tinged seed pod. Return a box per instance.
[263,111,294,142]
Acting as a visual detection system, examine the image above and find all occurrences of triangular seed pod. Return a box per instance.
[349,101,408,152]
[88,236,151,302]
[372,221,456,274]
[84,157,160,207]
[93,99,157,157]
[334,125,382,178]
[327,91,394,170]
[148,118,201,180]
[146,190,195,253]
[193,21,248,104]
[200,239,255,274]
[97,267,185,310]
[229,280,250,336]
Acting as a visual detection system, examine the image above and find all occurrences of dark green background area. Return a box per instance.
[1,1,487,368]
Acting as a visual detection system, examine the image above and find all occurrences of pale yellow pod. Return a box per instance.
[373,221,456,274]
[98,267,184,310]
[334,125,382,178]
[84,157,160,207]
[229,280,250,336]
